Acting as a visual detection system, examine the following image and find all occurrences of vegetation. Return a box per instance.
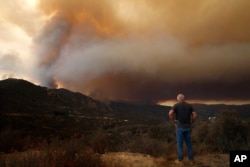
[193,110,249,153]
[0,110,249,166]
[0,138,104,167]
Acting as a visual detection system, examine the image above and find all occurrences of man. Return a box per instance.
[169,94,197,166]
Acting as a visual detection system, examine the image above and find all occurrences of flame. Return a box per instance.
[53,77,64,89]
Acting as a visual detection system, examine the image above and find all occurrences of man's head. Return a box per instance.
[177,94,185,102]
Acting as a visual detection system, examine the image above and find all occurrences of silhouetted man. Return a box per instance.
[169,94,197,166]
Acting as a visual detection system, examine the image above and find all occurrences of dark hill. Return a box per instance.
[0,78,171,138]
[0,78,116,137]
[1,78,250,138]
[193,103,250,120]
[0,78,112,115]
[109,101,170,125]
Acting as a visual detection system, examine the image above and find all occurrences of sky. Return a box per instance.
[1,0,250,105]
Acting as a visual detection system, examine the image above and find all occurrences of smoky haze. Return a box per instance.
[34,0,250,103]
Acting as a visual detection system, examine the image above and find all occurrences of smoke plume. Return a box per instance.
[34,0,250,103]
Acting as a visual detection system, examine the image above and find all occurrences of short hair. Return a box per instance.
[177,94,185,102]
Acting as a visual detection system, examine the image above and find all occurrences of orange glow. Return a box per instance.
[54,78,64,89]
[159,100,250,106]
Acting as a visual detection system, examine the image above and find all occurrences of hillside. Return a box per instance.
[1,78,250,137]
[0,78,172,138]
[0,78,117,137]
[0,78,112,115]
[109,101,170,124]
[193,103,250,120]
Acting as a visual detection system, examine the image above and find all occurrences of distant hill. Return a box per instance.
[0,78,117,137]
[192,103,250,120]
[0,78,250,137]
[109,101,170,125]
[0,78,112,115]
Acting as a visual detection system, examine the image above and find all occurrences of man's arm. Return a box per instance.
[191,111,197,123]
[169,109,176,123]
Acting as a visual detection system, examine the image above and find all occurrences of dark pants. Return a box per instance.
[176,127,194,161]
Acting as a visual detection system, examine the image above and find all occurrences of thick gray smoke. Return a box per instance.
[33,0,250,103]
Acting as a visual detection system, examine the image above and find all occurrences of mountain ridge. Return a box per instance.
[1,78,250,137]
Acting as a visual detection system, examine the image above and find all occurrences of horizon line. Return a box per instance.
[158,100,250,106]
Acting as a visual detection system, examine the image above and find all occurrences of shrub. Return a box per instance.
[0,128,26,153]
[193,110,249,153]
[213,110,248,152]
[0,138,105,167]
[89,130,110,154]
[136,137,175,157]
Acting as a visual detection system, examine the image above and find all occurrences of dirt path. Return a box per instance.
[101,152,229,167]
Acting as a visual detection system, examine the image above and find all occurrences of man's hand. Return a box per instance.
[169,109,175,122]
[191,111,197,123]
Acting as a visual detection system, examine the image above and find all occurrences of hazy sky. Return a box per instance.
[1,0,250,104]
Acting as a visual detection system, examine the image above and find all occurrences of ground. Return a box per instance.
[101,152,229,167]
